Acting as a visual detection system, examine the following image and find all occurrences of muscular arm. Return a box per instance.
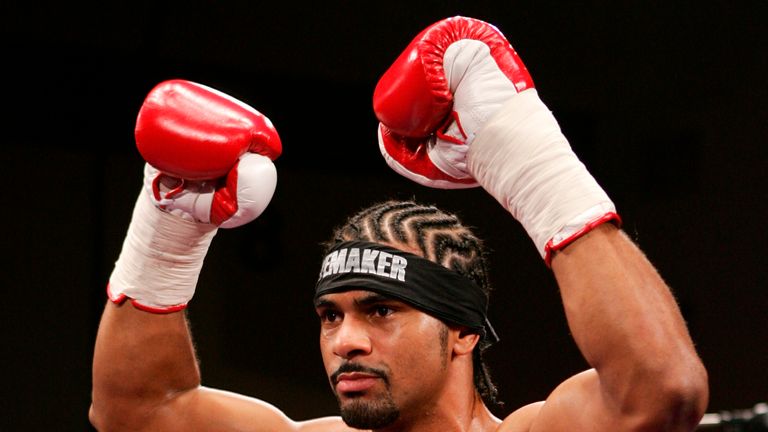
[89,80,350,432]
[367,14,708,432]
[90,302,352,432]
[528,224,708,431]
[89,302,199,429]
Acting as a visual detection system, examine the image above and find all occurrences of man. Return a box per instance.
[90,16,708,432]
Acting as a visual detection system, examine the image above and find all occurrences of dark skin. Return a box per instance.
[91,224,708,432]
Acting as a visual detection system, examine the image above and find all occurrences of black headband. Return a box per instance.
[315,241,498,344]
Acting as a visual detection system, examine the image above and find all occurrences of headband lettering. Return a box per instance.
[320,247,407,281]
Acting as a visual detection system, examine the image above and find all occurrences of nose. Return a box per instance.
[332,316,372,359]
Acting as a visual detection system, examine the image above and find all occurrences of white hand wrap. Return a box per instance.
[468,89,618,262]
[107,188,217,313]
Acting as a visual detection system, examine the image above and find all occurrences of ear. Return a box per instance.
[452,329,480,356]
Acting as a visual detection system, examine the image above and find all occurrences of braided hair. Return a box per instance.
[326,200,501,407]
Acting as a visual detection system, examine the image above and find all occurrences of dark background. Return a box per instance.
[2,1,766,430]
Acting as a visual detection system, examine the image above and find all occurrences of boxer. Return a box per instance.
[90,17,708,432]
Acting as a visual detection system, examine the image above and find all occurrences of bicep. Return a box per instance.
[528,369,644,432]
[141,386,349,432]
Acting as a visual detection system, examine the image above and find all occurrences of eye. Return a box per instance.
[373,306,393,318]
[319,309,340,323]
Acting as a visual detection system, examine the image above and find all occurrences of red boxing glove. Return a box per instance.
[107,81,281,312]
[135,79,281,180]
[375,17,619,263]
[373,16,533,188]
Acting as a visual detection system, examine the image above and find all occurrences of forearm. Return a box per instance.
[90,302,201,428]
[551,224,708,425]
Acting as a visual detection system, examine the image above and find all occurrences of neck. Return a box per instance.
[375,376,500,432]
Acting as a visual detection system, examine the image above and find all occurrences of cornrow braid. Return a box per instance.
[325,200,501,408]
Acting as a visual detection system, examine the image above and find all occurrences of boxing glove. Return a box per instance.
[374,16,533,189]
[136,79,281,179]
[146,152,277,229]
[108,80,279,313]
[376,16,619,264]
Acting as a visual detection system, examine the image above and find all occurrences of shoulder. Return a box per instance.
[496,401,545,432]
[495,369,599,432]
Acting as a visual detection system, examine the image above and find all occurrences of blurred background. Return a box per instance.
[2,1,766,430]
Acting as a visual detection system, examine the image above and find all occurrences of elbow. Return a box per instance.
[89,397,154,432]
[89,403,109,432]
[671,359,710,429]
[89,400,130,432]
[634,357,710,431]
[89,401,110,432]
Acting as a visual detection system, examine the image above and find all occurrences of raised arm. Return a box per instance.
[89,80,300,431]
[541,224,708,431]
[371,16,708,431]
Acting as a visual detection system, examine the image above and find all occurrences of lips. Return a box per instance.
[335,372,380,393]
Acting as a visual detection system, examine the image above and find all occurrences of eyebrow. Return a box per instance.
[313,292,399,309]
[355,292,396,307]
[314,298,335,309]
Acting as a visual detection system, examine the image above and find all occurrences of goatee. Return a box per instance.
[331,362,399,429]
[340,395,400,429]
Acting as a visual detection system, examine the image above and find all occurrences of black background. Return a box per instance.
[2,1,766,430]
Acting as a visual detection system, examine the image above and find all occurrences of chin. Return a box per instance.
[339,397,400,430]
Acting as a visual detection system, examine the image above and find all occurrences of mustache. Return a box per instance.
[330,362,389,386]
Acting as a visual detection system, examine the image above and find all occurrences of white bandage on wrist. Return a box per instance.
[107,189,218,313]
[467,89,618,263]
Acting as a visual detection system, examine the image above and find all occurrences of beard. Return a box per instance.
[331,362,400,429]
[339,392,400,429]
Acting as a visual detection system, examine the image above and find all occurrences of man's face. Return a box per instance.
[315,290,451,429]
